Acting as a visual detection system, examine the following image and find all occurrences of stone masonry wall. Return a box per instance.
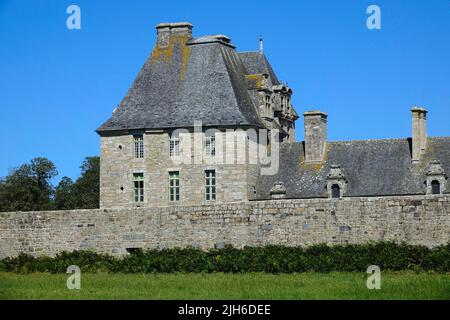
[1,195,449,258]
[100,130,260,208]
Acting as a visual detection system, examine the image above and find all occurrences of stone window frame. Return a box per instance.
[168,171,180,202]
[133,173,144,203]
[326,165,348,199]
[205,169,216,202]
[331,184,341,198]
[327,180,347,199]
[133,134,144,159]
[431,180,441,195]
[425,160,447,196]
[426,176,446,195]
[265,95,271,117]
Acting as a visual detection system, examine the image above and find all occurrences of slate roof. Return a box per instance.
[255,137,450,199]
[96,34,274,133]
[239,51,281,87]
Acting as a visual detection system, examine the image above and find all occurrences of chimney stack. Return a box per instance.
[156,22,193,48]
[304,111,328,163]
[411,107,428,162]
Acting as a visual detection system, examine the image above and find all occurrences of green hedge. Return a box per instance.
[1,242,449,274]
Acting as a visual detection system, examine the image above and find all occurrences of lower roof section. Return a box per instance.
[255,137,450,199]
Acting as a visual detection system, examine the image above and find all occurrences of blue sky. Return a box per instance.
[0,0,449,181]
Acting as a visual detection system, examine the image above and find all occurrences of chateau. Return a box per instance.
[97,22,449,208]
[1,22,449,258]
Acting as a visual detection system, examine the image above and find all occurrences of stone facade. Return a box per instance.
[97,22,299,209]
[1,194,449,258]
[100,130,261,208]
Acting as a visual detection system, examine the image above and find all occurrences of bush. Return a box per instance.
[1,242,449,274]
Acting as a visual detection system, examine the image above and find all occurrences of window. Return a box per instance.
[169,134,180,157]
[134,135,144,158]
[205,170,216,201]
[205,133,216,156]
[265,95,271,116]
[331,184,340,199]
[169,171,180,202]
[133,173,144,203]
[281,96,285,111]
[431,180,441,195]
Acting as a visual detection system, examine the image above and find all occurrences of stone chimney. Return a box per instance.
[156,22,193,48]
[411,107,428,162]
[304,111,328,163]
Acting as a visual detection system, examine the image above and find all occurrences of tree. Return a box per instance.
[1,156,99,212]
[0,157,57,212]
[53,156,100,210]
[73,157,100,209]
[55,177,76,210]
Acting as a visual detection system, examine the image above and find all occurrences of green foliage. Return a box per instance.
[54,156,99,210]
[1,242,449,274]
[55,177,77,209]
[0,156,99,212]
[0,157,57,212]
[73,156,100,209]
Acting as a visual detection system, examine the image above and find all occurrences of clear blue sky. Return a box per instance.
[0,0,449,182]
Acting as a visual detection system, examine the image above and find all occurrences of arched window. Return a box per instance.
[431,180,441,195]
[331,184,341,198]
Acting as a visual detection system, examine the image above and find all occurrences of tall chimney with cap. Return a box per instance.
[304,111,328,163]
[411,107,428,162]
[156,22,193,48]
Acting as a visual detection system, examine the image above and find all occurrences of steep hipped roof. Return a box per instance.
[239,51,281,87]
[97,31,266,134]
[255,137,450,199]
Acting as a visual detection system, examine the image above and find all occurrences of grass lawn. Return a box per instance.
[0,272,449,300]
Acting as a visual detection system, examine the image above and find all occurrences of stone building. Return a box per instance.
[97,22,450,209]
[2,22,449,259]
[96,22,298,208]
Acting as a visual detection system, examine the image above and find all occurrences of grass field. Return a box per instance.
[0,272,449,300]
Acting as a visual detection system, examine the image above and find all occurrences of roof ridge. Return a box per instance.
[330,138,409,144]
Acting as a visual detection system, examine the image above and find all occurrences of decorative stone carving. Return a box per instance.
[270,181,286,199]
[426,160,447,195]
[326,165,347,198]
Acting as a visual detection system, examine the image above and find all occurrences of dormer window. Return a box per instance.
[431,180,441,195]
[426,160,447,195]
[331,184,341,198]
[326,165,347,199]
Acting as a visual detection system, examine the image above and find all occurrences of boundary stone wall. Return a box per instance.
[1,195,449,258]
